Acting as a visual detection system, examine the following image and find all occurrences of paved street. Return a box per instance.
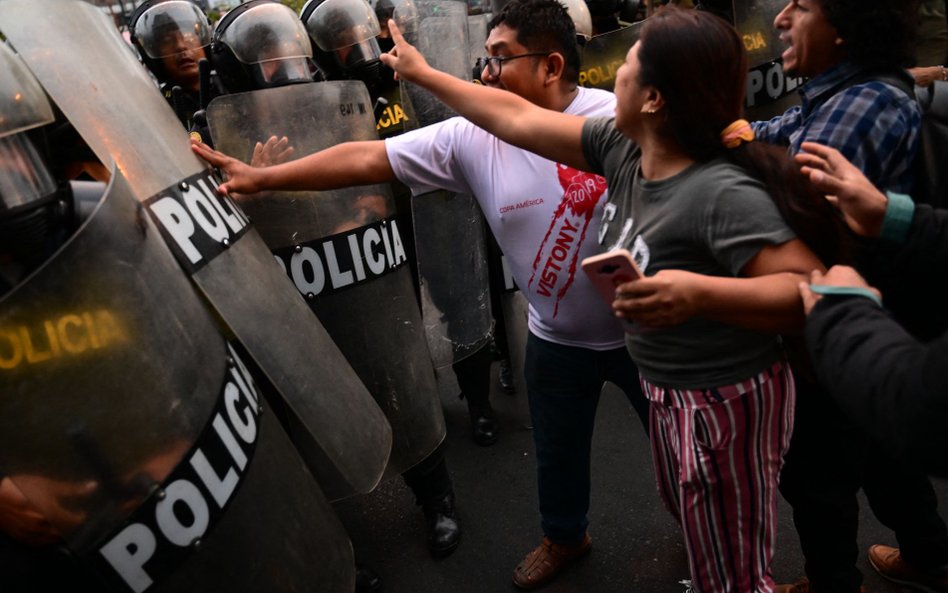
[337,362,948,593]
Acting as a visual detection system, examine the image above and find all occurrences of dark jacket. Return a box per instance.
[806,204,948,475]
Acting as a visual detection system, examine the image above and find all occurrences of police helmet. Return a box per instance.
[128,0,212,84]
[0,43,73,277]
[301,0,384,84]
[558,0,593,41]
[211,0,315,94]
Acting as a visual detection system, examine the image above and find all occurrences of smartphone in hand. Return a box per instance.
[581,249,642,307]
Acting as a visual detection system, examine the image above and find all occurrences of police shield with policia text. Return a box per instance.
[206,0,447,485]
[0,0,393,501]
[0,40,354,593]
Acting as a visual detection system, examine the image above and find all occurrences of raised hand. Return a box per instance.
[379,19,433,84]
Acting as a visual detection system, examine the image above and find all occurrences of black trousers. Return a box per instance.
[402,440,452,506]
[780,373,948,593]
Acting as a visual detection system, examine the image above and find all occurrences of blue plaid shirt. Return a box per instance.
[753,61,920,193]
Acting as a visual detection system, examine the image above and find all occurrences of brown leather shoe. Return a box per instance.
[869,544,948,593]
[512,534,592,590]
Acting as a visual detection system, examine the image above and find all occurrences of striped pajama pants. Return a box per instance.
[642,360,795,593]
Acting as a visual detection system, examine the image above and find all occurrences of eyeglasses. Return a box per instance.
[475,51,551,78]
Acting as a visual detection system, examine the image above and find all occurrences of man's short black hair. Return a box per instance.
[818,0,918,68]
[488,0,582,84]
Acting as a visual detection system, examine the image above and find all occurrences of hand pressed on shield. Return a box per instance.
[612,269,702,328]
[190,137,266,196]
[795,141,888,237]
[0,477,61,546]
[0,475,97,546]
[799,266,881,315]
[250,135,295,168]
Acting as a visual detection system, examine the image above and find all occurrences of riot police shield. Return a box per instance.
[0,0,390,502]
[578,21,642,91]
[395,0,494,371]
[733,0,805,119]
[468,13,490,72]
[732,0,782,69]
[0,168,352,593]
[206,81,445,478]
[397,0,470,125]
[0,42,54,137]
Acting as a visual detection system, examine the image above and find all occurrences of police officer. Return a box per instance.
[210,0,462,565]
[129,0,218,131]
[0,52,105,592]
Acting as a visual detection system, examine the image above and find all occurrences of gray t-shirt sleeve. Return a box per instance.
[698,165,798,275]
[581,116,622,176]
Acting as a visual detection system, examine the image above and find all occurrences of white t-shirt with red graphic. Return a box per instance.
[385,87,624,350]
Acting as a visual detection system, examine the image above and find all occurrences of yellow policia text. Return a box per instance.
[0,309,126,370]
[377,102,408,130]
[579,60,623,88]
[743,31,767,52]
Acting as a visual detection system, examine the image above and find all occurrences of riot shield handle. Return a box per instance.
[373,96,390,122]
[170,85,187,124]
[199,58,212,110]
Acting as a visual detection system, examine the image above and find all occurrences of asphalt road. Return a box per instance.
[336,361,948,593]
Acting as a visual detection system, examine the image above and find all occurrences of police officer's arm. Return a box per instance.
[191,139,395,196]
[380,20,589,172]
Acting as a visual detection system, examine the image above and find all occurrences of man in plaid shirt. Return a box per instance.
[752,2,948,593]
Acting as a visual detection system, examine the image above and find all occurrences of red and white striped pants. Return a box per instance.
[642,360,795,593]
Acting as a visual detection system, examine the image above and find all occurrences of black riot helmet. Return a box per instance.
[0,43,91,286]
[128,0,212,86]
[210,0,315,94]
[301,0,384,91]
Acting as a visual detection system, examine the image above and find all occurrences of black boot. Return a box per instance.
[465,397,499,446]
[498,358,516,394]
[422,491,461,558]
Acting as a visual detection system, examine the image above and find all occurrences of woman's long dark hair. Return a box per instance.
[636,7,853,265]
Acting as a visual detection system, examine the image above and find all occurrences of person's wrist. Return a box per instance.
[879,190,915,243]
[940,65,947,82]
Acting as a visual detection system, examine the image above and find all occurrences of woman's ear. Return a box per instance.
[641,86,665,114]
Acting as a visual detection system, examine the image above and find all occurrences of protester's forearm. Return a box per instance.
[411,68,589,170]
[257,141,396,192]
[695,273,807,333]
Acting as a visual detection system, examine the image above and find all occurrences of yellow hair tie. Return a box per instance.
[721,119,754,149]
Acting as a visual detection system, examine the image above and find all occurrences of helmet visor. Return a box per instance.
[0,134,56,214]
[0,43,55,139]
[372,0,417,35]
[133,1,212,59]
[219,3,313,64]
[304,0,381,52]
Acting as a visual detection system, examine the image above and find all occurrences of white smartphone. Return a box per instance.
[580,248,643,307]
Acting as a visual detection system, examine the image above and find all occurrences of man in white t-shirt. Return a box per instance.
[192,0,649,588]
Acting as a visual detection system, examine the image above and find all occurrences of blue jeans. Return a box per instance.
[524,332,649,546]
